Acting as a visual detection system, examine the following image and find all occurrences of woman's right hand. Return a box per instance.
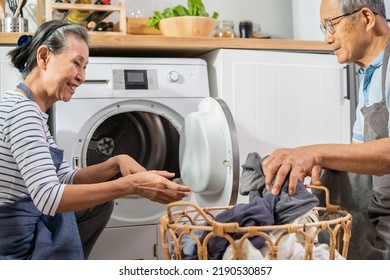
[123,170,192,204]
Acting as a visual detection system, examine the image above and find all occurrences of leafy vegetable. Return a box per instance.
[146,0,219,30]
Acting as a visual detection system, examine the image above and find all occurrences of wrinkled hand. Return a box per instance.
[262,147,318,196]
[127,170,192,204]
[310,165,322,185]
[115,154,146,176]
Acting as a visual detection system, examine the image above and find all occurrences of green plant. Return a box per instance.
[146,0,219,30]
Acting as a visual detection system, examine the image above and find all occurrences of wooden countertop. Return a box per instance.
[0,33,332,57]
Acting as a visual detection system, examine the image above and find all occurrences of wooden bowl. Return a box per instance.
[158,16,216,37]
[127,17,162,35]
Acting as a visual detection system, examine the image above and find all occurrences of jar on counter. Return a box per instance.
[214,20,236,38]
[252,23,261,38]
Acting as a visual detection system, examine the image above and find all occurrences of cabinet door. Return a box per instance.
[202,49,351,165]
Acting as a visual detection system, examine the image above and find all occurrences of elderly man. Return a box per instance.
[263,0,390,259]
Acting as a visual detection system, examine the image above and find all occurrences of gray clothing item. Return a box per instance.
[314,171,380,259]
[76,201,114,259]
[239,152,319,224]
[239,152,265,197]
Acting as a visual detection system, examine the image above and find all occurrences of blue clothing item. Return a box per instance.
[49,146,64,172]
[353,51,390,142]
[0,196,84,259]
[170,228,204,260]
[198,195,277,260]
[16,82,35,101]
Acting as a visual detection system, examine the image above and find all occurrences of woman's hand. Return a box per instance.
[124,170,192,204]
[114,154,146,176]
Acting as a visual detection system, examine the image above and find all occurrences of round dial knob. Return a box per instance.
[168,71,180,82]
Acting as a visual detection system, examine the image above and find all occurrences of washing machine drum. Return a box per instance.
[86,111,179,176]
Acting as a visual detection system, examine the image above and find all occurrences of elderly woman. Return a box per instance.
[0,20,191,260]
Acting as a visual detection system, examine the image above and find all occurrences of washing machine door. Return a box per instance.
[179,97,239,207]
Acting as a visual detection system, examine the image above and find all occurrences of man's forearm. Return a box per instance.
[315,138,390,176]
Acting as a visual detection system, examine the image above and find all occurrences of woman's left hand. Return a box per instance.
[115,154,146,176]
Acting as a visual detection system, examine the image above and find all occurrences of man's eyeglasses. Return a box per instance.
[319,9,361,35]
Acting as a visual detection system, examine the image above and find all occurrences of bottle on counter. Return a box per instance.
[93,21,114,31]
[214,20,236,38]
[66,0,93,24]
[85,0,112,30]
[239,20,253,38]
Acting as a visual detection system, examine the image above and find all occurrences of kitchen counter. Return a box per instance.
[0,33,332,57]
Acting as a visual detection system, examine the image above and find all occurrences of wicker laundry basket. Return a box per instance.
[160,185,352,260]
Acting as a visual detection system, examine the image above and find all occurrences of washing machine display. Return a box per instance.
[113,69,158,90]
[50,57,239,259]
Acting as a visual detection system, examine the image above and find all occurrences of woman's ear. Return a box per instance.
[36,45,51,69]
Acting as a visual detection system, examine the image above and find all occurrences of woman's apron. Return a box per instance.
[0,83,83,259]
[317,42,390,259]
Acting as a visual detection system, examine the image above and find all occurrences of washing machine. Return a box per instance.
[50,57,239,260]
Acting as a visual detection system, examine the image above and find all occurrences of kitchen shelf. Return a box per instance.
[44,0,126,34]
[0,32,332,57]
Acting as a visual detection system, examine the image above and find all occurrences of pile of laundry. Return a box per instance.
[169,152,345,260]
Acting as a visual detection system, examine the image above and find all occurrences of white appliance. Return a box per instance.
[385,0,390,20]
[50,57,239,259]
[0,46,22,98]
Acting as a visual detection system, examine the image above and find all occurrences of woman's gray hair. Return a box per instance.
[8,20,89,79]
[340,0,386,18]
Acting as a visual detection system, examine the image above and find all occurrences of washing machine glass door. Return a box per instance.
[179,97,239,207]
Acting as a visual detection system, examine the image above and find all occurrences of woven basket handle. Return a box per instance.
[306,184,342,213]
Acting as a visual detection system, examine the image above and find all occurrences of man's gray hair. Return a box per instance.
[340,0,386,18]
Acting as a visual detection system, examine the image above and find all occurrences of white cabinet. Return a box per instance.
[202,49,351,169]
[0,47,22,98]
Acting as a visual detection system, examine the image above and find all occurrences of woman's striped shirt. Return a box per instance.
[0,91,77,216]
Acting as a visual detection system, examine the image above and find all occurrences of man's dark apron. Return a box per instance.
[317,42,390,259]
[0,83,83,259]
